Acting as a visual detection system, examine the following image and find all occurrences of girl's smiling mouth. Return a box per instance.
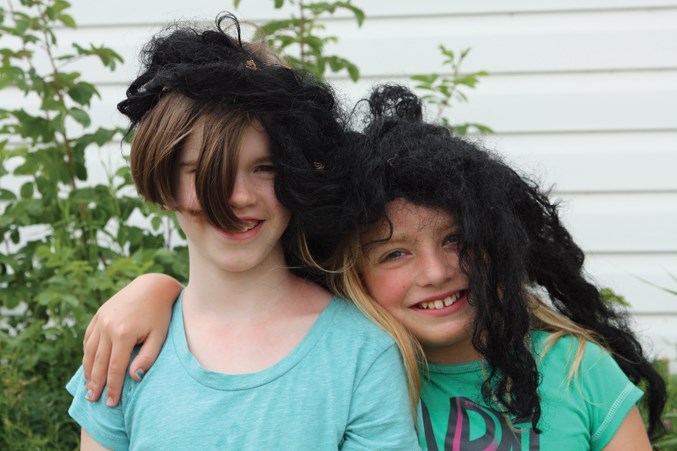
[413,290,468,313]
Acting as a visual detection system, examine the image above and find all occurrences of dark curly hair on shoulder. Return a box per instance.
[330,84,666,436]
[117,12,350,282]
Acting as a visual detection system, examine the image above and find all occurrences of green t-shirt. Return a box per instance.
[418,331,642,451]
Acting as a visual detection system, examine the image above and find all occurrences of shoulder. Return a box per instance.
[66,366,134,449]
[531,331,643,450]
[314,297,403,379]
[326,296,396,348]
[531,330,611,371]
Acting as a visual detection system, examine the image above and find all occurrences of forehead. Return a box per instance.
[179,123,203,162]
[362,199,458,243]
[239,121,272,161]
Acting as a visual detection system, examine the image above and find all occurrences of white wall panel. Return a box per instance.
[5,1,676,362]
[556,193,677,252]
[332,72,677,134]
[485,132,677,193]
[68,1,677,26]
[585,254,677,312]
[632,315,677,371]
[325,10,677,76]
[55,8,677,83]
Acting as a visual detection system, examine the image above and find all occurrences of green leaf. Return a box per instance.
[337,2,365,26]
[0,188,16,200]
[261,20,294,35]
[326,56,341,72]
[600,288,631,306]
[68,81,99,105]
[58,14,76,29]
[345,61,359,82]
[454,75,480,88]
[20,182,34,199]
[75,161,87,181]
[411,74,438,84]
[274,0,285,8]
[69,107,91,127]
[0,66,25,89]
[72,44,123,70]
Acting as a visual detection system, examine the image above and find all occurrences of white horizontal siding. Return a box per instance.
[5,1,677,367]
[484,132,677,193]
[68,0,677,26]
[53,7,677,82]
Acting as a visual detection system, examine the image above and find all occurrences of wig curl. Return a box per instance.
[328,84,666,436]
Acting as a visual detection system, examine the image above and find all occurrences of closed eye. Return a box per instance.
[444,234,462,247]
[254,164,276,173]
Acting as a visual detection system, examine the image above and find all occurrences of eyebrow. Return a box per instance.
[362,221,462,251]
[249,156,274,165]
[361,236,404,252]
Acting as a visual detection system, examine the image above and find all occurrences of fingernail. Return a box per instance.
[86,390,93,400]
[106,396,114,407]
[136,369,145,381]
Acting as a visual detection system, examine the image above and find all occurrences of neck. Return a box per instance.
[423,340,482,365]
[183,244,299,320]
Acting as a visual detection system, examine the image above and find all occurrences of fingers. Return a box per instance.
[129,330,165,381]
[84,312,97,351]
[104,335,137,407]
[86,330,113,403]
[82,313,101,388]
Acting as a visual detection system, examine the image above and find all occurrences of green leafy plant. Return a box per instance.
[235,0,364,81]
[411,45,492,135]
[601,287,676,448]
[641,272,677,297]
[640,359,677,450]
[642,276,677,449]
[0,0,187,448]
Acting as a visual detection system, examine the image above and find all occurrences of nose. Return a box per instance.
[229,173,256,208]
[416,249,453,287]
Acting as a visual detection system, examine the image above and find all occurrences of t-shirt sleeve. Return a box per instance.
[341,344,421,451]
[579,342,644,451]
[66,366,130,450]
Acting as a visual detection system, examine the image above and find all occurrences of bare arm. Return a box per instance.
[81,429,111,451]
[603,406,651,451]
[83,273,183,406]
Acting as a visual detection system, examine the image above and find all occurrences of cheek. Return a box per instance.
[362,268,410,315]
[265,183,291,227]
[175,174,200,210]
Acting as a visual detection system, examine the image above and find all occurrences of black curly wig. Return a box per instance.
[331,84,666,436]
[117,13,350,281]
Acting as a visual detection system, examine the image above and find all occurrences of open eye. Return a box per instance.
[381,249,407,262]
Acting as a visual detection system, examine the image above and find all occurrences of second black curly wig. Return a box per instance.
[332,84,666,436]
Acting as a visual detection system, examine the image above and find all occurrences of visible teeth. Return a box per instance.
[418,292,462,310]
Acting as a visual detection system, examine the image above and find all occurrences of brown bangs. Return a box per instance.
[130,92,256,233]
[194,112,254,232]
[130,92,198,207]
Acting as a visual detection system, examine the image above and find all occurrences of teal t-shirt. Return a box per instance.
[418,331,642,451]
[67,293,419,450]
